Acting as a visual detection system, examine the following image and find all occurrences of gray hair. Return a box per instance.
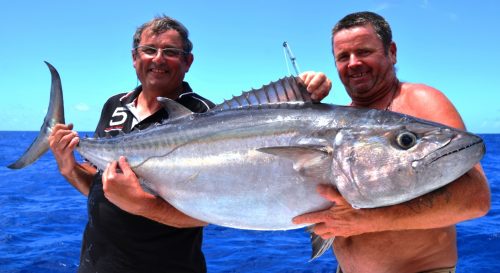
[132,15,193,54]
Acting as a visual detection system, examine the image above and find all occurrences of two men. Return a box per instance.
[49,11,489,273]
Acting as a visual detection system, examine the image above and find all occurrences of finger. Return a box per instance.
[312,222,334,237]
[298,71,313,86]
[51,126,76,145]
[59,131,79,145]
[106,161,118,178]
[102,162,110,183]
[307,75,322,92]
[317,184,343,203]
[67,135,80,150]
[292,210,328,225]
[52,123,74,135]
[52,123,67,132]
[320,232,335,239]
[49,125,66,144]
[306,74,328,101]
[56,123,74,131]
[50,133,77,154]
[118,156,133,176]
[318,78,332,96]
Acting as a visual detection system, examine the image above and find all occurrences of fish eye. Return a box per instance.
[396,132,417,150]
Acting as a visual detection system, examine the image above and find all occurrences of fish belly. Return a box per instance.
[134,136,332,230]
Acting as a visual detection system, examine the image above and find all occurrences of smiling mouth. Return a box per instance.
[350,72,367,78]
[150,68,168,73]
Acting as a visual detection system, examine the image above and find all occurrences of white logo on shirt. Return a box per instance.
[109,107,128,126]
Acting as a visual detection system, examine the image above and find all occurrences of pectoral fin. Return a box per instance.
[307,226,334,261]
[257,145,332,177]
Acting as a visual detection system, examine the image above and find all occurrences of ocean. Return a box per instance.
[0,131,498,272]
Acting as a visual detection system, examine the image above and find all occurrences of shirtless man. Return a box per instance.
[293,11,490,273]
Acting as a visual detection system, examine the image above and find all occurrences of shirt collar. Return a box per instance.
[121,82,193,127]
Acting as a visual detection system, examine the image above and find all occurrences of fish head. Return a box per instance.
[331,112,485,208]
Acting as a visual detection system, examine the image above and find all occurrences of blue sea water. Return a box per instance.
[0,131,498,272]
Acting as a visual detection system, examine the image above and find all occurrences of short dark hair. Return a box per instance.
[332,11,392,54]
[132,15,193,54]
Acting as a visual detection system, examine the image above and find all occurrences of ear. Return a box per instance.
[184,53,194,73]
[132,49,138,69]
[389,42,397,65]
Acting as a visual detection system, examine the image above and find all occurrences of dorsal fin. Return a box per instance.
[157,97,193,120]
[212,76,312,111]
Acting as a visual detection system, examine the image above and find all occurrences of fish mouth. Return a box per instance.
[423,138,485,166]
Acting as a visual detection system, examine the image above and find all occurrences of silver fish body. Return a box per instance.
[77,100,484,230]
[8,62,485,259]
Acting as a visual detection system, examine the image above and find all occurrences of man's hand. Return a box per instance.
[49,123,80,176]
[293,184,374,238]
[299,71,332,102]
[102,156,156,215]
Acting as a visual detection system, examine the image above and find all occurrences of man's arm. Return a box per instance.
[102,156,207,228]
[49,123,96,196]
[293,164,488,238]
[293,84,490,238]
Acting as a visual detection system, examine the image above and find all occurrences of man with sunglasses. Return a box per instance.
[48,15,332,273]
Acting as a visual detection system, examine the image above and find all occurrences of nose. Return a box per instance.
[347,54,362,68]
[152,50,167,63]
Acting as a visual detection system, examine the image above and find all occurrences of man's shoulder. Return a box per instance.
[104,90,135,104]
[401,82,444,98]
[400,82,451,109]
[99,90,137,112]
[399,82,464,129]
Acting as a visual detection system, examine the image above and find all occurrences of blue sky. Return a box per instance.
[2,0,499,133]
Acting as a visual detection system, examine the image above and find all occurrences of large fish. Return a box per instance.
[8,62,485,260]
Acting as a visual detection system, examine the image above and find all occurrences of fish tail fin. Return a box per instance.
[307,226,335,261]
[7,61,65,169]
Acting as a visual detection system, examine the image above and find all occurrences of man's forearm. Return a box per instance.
[61,162,96,196]
[140,197,208,228]
[369,165,490,232]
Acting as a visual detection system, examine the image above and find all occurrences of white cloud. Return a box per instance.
[476,116,500,133]
[74,103,90,112]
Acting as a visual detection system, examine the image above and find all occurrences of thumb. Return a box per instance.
[317,184,344,204]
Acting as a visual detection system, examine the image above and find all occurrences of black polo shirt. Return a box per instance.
[78,82,215,273]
